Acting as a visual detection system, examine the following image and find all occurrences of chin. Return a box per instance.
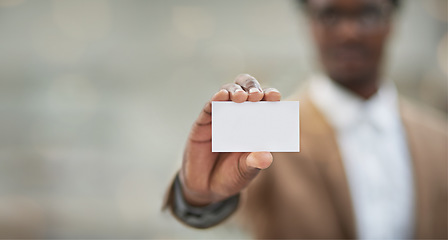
[328,69,372,88]
[326,62,374,87]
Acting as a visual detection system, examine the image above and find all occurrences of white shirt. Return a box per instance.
[309,75,415,239]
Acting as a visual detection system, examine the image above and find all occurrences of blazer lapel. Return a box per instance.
[298,94,358,238]
[400,99,437,238]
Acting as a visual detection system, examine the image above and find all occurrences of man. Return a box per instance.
[164,0,447,238]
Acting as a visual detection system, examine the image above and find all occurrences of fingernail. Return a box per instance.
[216,89,226,96]
[246,152,273,170]
[249,88,260,94]
[235,89,245,93]
[246,153,257,169]
[266,89,279,93]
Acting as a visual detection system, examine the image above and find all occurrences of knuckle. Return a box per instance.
[235,73,255,84]
[222,83,241,92]
[236,73,252,79]
[237,158,257,181]
[244,76,256,84]
[220,83,233,89]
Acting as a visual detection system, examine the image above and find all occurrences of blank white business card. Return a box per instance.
[212,101,300,152]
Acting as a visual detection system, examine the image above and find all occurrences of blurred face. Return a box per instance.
[306,0,394,89]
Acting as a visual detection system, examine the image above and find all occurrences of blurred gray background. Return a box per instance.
[0,0,446,238]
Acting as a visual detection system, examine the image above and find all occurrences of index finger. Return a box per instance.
[234,74,263,102]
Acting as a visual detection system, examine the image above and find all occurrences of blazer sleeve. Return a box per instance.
[162,173,240,229]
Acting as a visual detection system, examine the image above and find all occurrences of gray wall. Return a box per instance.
[0,0,446,238]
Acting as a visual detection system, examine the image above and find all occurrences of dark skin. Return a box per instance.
[179,0,395,206]
[307,0,393,99]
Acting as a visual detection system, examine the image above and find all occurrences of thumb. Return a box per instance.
[238,152,273,181]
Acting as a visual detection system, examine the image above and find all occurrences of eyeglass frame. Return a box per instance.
[304,2,395,34]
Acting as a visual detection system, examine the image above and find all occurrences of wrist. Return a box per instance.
[178,171,214,206]
[171,174,240,228]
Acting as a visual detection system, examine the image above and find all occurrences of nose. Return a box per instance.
[336,18,361,41]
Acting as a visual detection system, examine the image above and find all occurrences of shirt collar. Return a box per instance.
[309,74,401,133]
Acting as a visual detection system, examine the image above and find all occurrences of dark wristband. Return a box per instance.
[172,174,240,229]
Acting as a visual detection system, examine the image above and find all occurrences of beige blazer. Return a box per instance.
[166,93,447,239]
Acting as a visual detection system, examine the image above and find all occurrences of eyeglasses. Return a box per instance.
[308,5,393,33]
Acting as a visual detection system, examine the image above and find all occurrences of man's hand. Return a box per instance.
[179,74,281,206]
